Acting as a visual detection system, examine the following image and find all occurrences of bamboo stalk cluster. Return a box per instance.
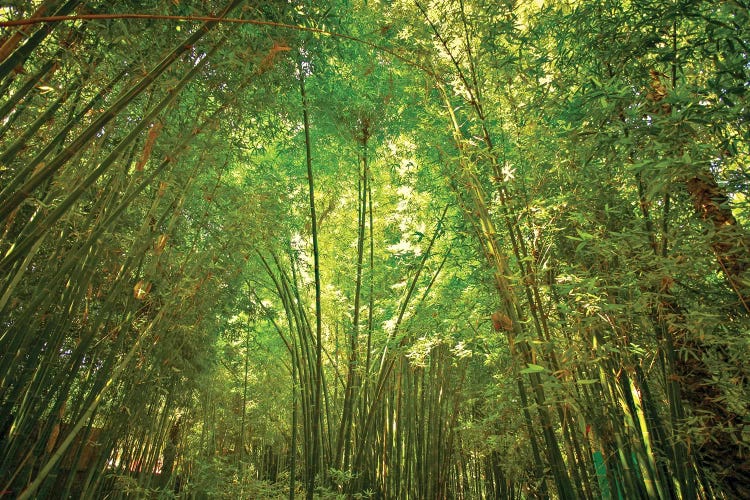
[1,0,748,498]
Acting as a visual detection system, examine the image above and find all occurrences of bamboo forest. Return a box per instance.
[1,0,749,498]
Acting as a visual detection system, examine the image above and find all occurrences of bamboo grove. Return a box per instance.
[1,0,748,498]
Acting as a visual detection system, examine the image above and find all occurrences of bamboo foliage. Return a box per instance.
[1,0,748,498]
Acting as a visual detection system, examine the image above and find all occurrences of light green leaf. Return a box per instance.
[520,363,546,374]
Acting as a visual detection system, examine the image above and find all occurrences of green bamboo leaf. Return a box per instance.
[520,363,546,374]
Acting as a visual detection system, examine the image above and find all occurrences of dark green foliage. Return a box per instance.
[1,0,748,498]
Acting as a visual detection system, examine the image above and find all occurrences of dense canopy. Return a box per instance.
[1,0,749,498]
